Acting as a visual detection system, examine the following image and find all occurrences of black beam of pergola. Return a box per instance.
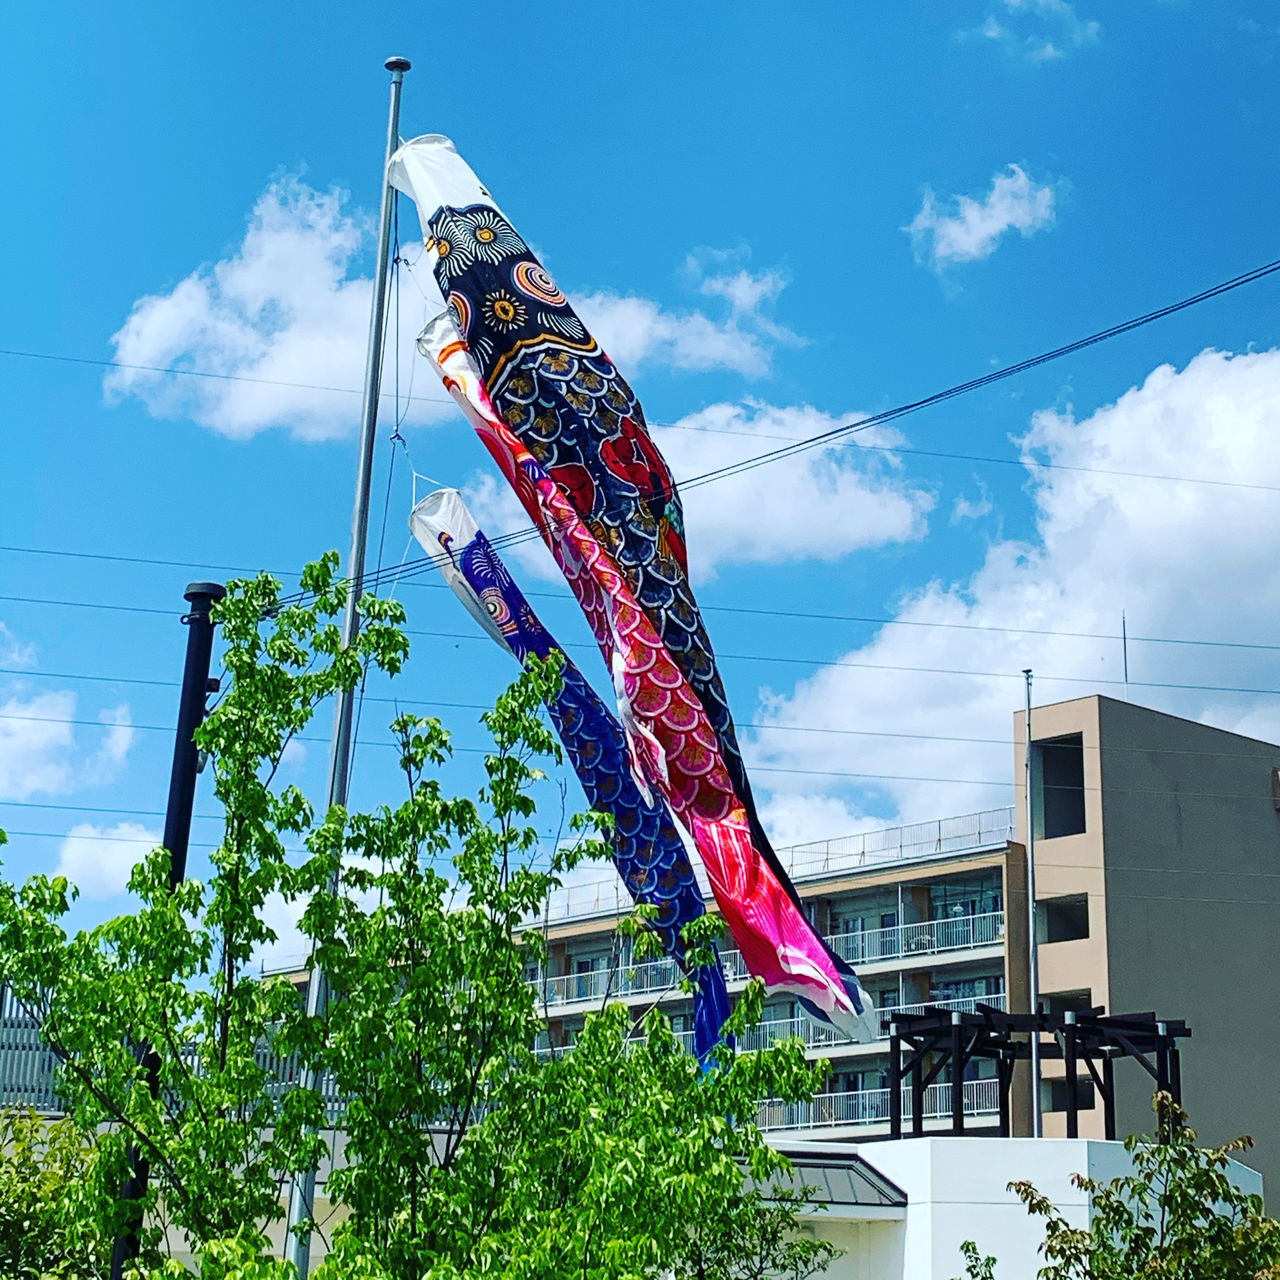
[884,1005,1190,1141]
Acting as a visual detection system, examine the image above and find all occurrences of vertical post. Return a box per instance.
[110,582,225,1280]
[911,1054,924,1138]
[1122,611,1129,691]
[1102,1054,1117,1141]
[950,1012,964,1135]
[287,56,410,1280]
[888,1024,902,1138]
[1064,1011,1079,1139]
[1024,669,1043,1138]
[1156,1021,1171,1142]
[997,1054,1012,1138]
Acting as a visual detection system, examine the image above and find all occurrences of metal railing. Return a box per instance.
[735,993,1007,1053]
[535,807,1015,925]
[826,910,1006,966]
[532,911,1005,1008]
[0,987,61,1113]
[759,1076,1001,1132]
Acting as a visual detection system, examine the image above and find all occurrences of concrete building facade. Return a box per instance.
[529,694,1280,1192]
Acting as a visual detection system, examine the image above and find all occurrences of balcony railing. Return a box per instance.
[735,993,1007,1053]
[759,1076,1001,1132]
[535,807,1015,925]
[0,988,62,1114]
[532,911,1005,1008]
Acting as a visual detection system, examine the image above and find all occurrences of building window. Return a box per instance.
[1046,1078,1096,1113]
[1038,894,1090,944]
[1033,734,1086,838]
[1043,989,1094,1017]
[929,873,1003,920]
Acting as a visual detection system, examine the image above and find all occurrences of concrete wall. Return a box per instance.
[1095,696,1280,1193]
[848,1137,1261,1280]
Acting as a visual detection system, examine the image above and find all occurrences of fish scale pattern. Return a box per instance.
[423,204,760,842]
[424,333,873,1039]
[430,525,731,1059]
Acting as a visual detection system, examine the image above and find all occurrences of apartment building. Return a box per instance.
[4,693,1277,1192]
[530,694,1280,1190]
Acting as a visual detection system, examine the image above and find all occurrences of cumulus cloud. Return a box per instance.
[964,0,1100,61]
[0,690,136,801]
[951,487,994,523]
[56,822,159,899]
[746,347,1280,838]
[0,623,35,669]
[652,403,933,580]
[108,179,802,438]
[461,401,934,584]
[907,166,1057,270]
[105,177,454,441]
[575,252,801,378]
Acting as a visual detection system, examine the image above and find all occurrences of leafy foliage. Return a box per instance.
[0,555,407,1267]
[956,1097,1280,1280]
[0,559,838,1280]
[0,1106,108,1278]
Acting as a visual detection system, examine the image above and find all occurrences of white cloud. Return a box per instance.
[0,691,77,800]
[906,165,1057,269]
[0,689,137,801]
[105,177,453,441]
[747,347,1280,835]
[461,401,934,585]
[56,822,159,899]
[964,0,1100,61]
[96,703,134,772]
[652,403,933,580]
[0,623,35,669]
[108,178,801,438]
[575,255,800,378]
[951,487,994,523]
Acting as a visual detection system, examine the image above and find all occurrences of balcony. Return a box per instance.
[532,910,1005,1009]
[536,807,1015,926]
[735,993,1007,1053]
[759,1077,1001,1133]
[532,994,1006,1065]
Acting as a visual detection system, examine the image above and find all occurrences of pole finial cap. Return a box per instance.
[385,56,411,72]
[185,581,228,605]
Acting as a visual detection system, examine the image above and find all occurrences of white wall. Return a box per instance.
[798,1137,1262,1280]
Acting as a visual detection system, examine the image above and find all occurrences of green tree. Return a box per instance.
[0,560,838,1279]
[0,1106,108,1277]
[0,554,407,1268]
[956,1097,1280,1280]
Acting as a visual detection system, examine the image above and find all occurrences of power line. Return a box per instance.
[4,707,1280,767]
[9,577,1280,655]
[0,347,455,410]
[8,635,1280,702]
[9,253,1273,607]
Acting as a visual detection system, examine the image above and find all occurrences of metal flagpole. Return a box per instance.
[1023,668,1043,1138]
[286,55,410,1279]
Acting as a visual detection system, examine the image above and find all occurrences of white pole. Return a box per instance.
[1024,668,1042,1138]
[286,55,410,1279]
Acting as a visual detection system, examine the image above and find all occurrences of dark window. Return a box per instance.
[1046,1078,1096,1112]
[1034,734,1086,838]
[1043,989,1094,1017]
[1039,895,1090,944]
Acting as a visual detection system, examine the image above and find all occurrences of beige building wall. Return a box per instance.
[1015,695,1280,1186]
[1093,696,1280,1190]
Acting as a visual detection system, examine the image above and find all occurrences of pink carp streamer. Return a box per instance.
[419,316,875,1040]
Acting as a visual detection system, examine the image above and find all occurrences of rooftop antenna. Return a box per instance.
[285,54,410,1280]
[1122,610,1130,693]
[1023,668,1043,1138]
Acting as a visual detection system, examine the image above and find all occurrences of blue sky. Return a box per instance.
[5,0,1280,955]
